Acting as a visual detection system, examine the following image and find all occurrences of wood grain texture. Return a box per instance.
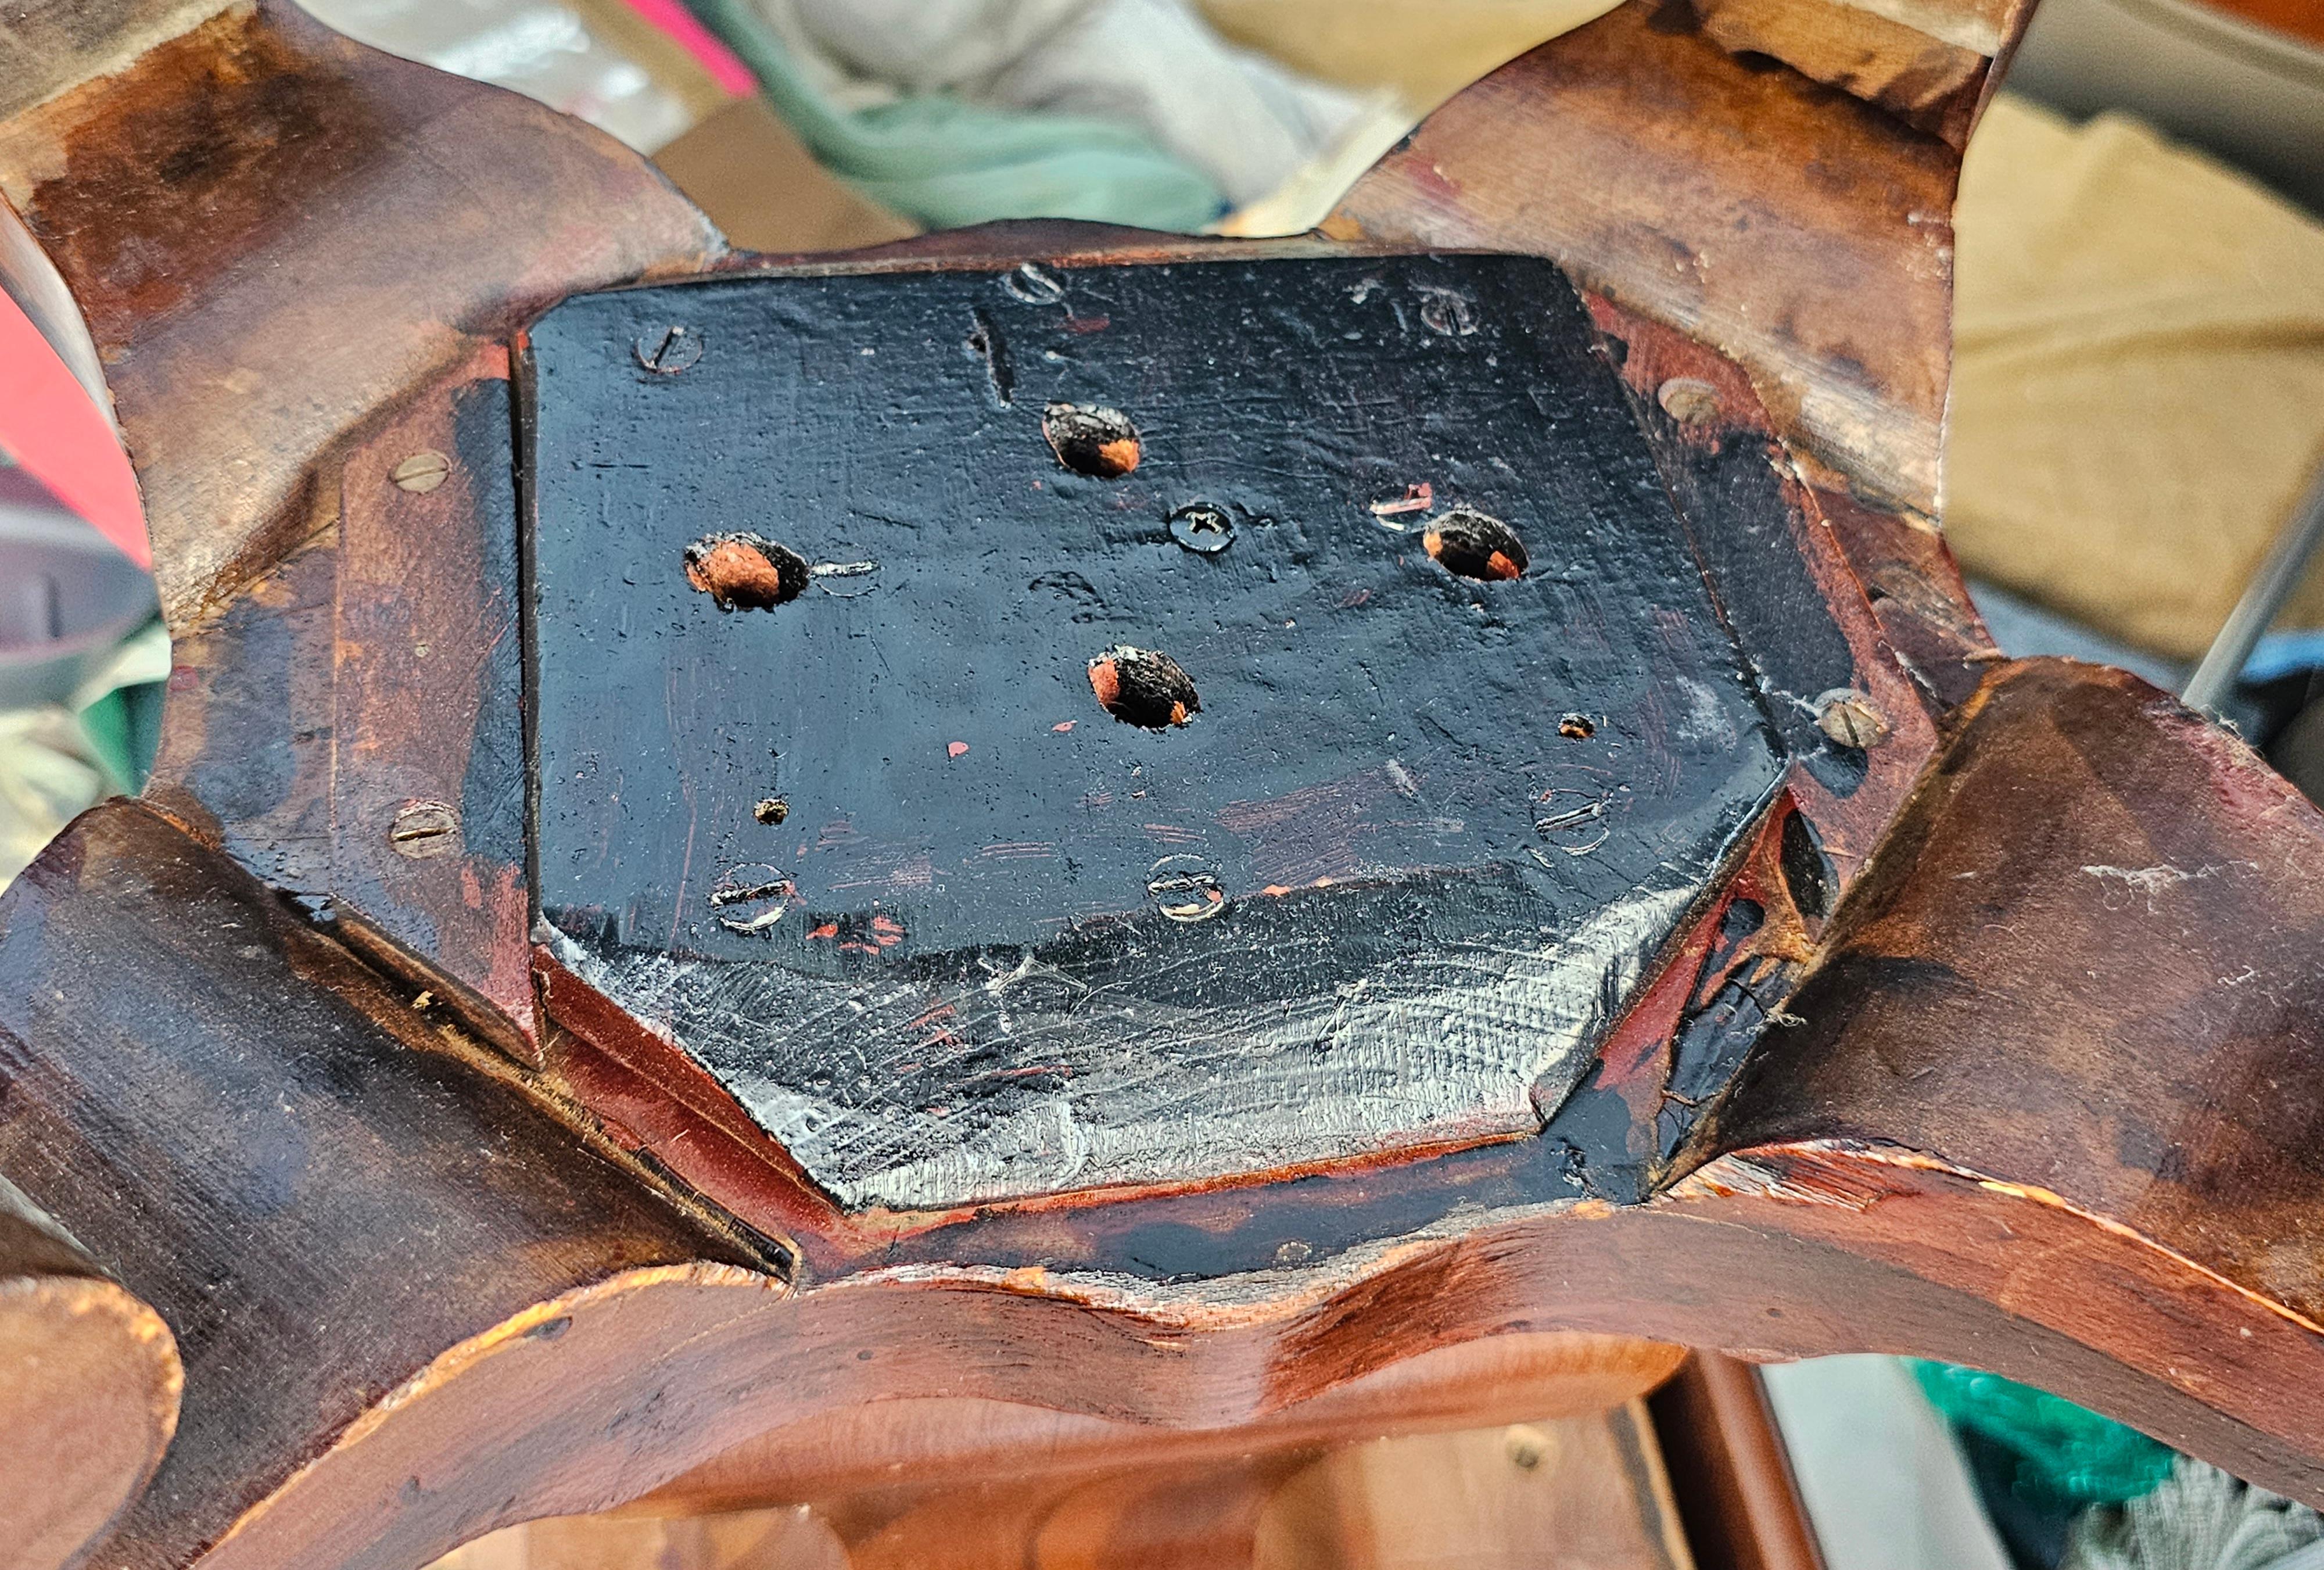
[28,1,2324,1564]
[433,1510,847,1570]
[132,352,537,1055]
[0,0,238,119]
[634,1332,1687,1514]
[1250,1403,1692,1570]
[1810,482,1999,714]
[799,1404,1693,1570]
[22,675,2324,1567]
[1,0,715,1039]
[0,802,782,1570]
[1685,0,2004,147]
[1326,0,1966,515]
[330,360,534,1049]
[1687,656,2324,1363]
[517,276,1937,1262]
[0,0,720,629]
[0,1184,182,1570]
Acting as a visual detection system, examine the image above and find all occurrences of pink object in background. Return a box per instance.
[0,290,146,568]
[614,0,758,96]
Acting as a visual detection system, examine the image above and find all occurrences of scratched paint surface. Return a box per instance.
[526,255,1785,1211]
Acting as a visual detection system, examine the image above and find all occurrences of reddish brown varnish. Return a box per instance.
[27,5,2324,1570]
[1650,1354,1826,1570]
[0,1198,181,1570]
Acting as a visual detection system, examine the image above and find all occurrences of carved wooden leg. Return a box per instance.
[0,800,1683,1567]
[16,0,2324,1564]
[1,1184,180,1570]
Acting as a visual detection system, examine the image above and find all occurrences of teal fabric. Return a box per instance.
[0,619,168,888]
[77,675,164,794]
[680,0,1226,231]
[1911,1361,2176,1507]
[73,617,167,795]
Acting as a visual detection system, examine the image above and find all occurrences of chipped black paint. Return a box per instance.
[1781,809,1836,923]
[525,255,1788,1212]
[1656,898,1789,1163]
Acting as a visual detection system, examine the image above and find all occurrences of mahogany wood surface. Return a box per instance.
[1326,1,1981,517]
[0,1188,181,1570]
[15,666,2324,1565]
[14,0,2324,1567]
[634,1334,1690,1515]
[0,0,720,630]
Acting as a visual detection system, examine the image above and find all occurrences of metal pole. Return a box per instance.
[2183,454,2324,716]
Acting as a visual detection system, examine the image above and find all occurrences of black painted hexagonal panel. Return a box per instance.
[525,253,1784,1211]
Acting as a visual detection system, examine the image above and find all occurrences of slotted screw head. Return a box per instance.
[1816,689,1891,749]
[392,450,451,493]
[634,326,704,374]
[390,800,461,858]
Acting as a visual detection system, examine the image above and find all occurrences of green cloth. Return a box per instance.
[75,669,165,795]
[0,619,168,890]
[1912,1361,2176,1508]
[680,0,1226,231]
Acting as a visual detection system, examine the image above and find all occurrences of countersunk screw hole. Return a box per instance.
[1002,263,1065,306]
[709,865,792,936]
[1814,689,1891,750]
[1416,286,1479,336]
[391,450,451,493]
[1534,787,1613,856]
[686,533,809,611]
[1147,855,1227,923]
[390,801,460,859]
[1656,377,1722,425]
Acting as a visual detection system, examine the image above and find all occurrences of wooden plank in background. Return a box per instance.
[427,1401,1695,1570]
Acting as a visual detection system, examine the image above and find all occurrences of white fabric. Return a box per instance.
[770,0,1379,207]
[1761,1355,2014,1570]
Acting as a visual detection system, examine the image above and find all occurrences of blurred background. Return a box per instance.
[4,0,2321,1563]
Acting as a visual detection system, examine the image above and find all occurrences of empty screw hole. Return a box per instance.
[1423,508,1528,582]
[1147,856,1227,923]
[1559,714,1595,739]
[686,533,809,611]
[1088,645,1200,729]
[708,865,792,937]
[1043,403,1141,479]
[753,797,789,825]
